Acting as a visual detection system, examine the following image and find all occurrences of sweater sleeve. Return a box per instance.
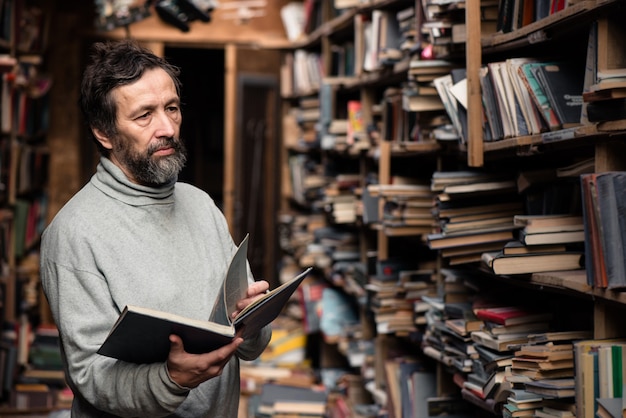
[40,259,190,417]
[237,324,272,360]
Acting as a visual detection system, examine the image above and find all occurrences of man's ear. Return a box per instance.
[93,128,114,150]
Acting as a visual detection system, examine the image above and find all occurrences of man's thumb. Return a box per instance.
[169,334,184,353]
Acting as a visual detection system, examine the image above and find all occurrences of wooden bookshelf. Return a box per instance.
[277,0,626,415]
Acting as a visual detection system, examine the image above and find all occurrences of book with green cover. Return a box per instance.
[97,235,312,364]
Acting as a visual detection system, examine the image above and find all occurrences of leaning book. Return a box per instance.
[97,235,312,364]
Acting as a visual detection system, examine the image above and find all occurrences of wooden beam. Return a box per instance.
[224,43,237,232]
[377,140,391,260]
[140,41,165,57]
[466,0,483,167]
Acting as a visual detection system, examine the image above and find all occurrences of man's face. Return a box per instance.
[96,67,186,186]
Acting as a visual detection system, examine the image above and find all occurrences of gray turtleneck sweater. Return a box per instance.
[40,157,271,417]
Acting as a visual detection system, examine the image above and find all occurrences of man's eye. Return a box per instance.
[167,106,179,113]
[137,112,150,120]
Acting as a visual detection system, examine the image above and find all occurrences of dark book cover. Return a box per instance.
[535,63,584,125]
[596,172,626,289]
[496,0,517,33]
[614,173,626,289]
[535,0,551,21]
[580,174,608,287]
[480,66,504,140]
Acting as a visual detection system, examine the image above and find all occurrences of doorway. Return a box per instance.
[164,47,225,208]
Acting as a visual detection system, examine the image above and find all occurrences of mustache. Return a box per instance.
[147,137,183,155]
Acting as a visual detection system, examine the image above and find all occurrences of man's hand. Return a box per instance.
[166,334,243,388]
[231,280,270,318]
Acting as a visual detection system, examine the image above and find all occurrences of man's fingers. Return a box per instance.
[248,280,270,296]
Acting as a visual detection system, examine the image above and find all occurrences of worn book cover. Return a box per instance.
[97,235,312,363]
[474,306,553,326]
[534,62,584,126]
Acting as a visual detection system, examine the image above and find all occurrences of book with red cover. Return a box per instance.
[474,306,552,326]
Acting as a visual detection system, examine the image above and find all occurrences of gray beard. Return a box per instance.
[115,138,188,186]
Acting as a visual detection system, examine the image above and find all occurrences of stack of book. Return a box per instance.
[497,330,592,416]
[511,343,575,382]
[368,179,438,236]
[422,270,480,374]
[368,260,437,335]
[482,214,585,276]
[324,194,358,224]
[421,296,458,370]
[482,241,582,276]
[533,400,577,418]
[252,382,328,417]
[515,214,585,246]
[444,302,483,338]
[400,268,439,327]
[502,387,545,418]
[471,306,553,353]
[427,170,523,264]
[287,154,327,205]
[462,346,510,403]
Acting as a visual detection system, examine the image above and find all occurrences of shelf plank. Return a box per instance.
[531,269,626,305]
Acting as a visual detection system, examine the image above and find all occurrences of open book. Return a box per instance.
[97,235,312,364]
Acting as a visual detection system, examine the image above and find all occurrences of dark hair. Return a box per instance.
[80,39,182,155]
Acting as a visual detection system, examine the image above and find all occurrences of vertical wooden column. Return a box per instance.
[224,43,237,231]
[377,140,391,261]
[141,41,164,57]
[465,0,483,167]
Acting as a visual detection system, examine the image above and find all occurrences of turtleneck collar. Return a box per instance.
[91,157,176,206]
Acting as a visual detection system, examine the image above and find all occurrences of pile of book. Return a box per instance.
[470,306,553,354]
[368,259,437,335]
[481,214,585,276]
[419,0,500,57]
[427,170,523,264]
[368,178,438,236]
[250,381,328,417]
[402,59,452,113]
[421,270,481,374]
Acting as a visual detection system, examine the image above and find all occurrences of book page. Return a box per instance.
[208,234,250,326]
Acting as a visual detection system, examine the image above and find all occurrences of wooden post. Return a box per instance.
[377,140,391,260]
[224,43,237,231]
[466,0,483,167]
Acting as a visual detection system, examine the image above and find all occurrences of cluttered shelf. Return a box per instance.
[481,0,616,52]
[476,124,626,154]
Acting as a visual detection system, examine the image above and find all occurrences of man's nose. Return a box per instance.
[155,112,177,137]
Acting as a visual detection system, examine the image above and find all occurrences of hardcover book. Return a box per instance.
[534,62,584,126]
[97,235,312,364]
[484,251,584,275]
[474,306,553,326]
